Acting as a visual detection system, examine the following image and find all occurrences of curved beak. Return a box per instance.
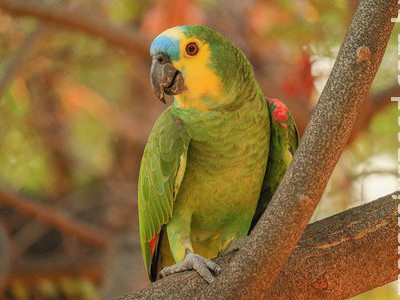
[150,54,185,103]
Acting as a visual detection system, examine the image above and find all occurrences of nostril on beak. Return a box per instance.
[155,54,171,65]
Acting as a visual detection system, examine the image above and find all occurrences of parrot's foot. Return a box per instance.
[219,236,248,257]
[160,250,221,283]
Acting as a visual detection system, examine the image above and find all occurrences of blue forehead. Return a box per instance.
[150,35,180,61]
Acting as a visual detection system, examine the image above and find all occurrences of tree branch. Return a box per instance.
[121,0,398,298]
[265,192,397,299]
[0,0,149,56]
[0,190,109,247]
[122,193,397,299]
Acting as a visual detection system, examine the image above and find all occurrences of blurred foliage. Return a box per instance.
[267,0,347,51]
[6,277,98,300]
[372,28,400,91]
[0,0,398,299]
[0,90,52,195]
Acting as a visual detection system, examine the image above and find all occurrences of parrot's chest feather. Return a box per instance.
[171,96,269,243]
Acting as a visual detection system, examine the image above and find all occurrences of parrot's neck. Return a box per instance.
[170,87,266,144]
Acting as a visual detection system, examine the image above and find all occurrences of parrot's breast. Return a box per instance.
[170,93,270,258]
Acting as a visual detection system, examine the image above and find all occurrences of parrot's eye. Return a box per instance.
[185,42,199,56]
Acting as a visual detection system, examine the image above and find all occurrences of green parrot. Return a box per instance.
[138,25,298,283]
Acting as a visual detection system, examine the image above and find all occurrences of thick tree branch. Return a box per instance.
[0,190,109,247]
[122,193,397,299]
[122,0,398,298]
[265,193,397,299]
[0,0,148,56]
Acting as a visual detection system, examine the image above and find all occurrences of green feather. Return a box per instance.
[250,98,299,230]
[138,109,190,276]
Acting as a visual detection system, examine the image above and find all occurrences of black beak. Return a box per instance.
[150,54,185,103]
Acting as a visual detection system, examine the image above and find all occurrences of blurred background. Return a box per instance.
[0,0,398,299]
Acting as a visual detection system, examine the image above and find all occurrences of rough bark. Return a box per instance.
[121,193,398,299]
[122,0,398,298]
[266,193,397,299]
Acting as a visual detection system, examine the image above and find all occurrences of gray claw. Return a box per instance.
[160,251,221,283]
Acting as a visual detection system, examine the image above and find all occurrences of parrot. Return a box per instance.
[138,25,299,283]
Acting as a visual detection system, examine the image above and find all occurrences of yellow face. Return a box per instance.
[160,27,225,112]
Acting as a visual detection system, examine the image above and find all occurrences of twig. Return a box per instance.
[0,190,109,247]
[0,0,149,56]
[0,25,42,100]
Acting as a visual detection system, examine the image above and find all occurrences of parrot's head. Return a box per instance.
[150,25,256,112]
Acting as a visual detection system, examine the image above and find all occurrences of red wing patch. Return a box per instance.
[268,98,289,127]
[174,119,183,125]
[150,233,159,256]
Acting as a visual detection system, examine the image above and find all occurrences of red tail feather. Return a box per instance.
[150,233,159,256]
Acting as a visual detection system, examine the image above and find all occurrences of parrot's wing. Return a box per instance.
[250,98,299,231]
[138,108,190,280]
